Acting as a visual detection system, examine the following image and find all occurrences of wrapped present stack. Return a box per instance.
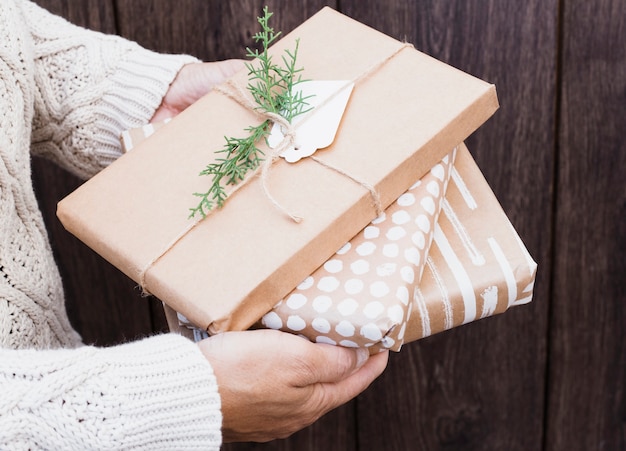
[58,7,536,352]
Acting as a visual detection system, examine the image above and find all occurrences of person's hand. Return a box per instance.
[197,329,388,442]
[152,59,245,122]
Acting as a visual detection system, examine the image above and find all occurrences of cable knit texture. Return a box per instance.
[0,0,221,448]
[0,335,222,449]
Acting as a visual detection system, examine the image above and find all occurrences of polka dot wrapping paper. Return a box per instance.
[258,150,457,351]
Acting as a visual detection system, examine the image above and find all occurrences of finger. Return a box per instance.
[295,343,373,385]
[211,59,246,81]
[151,104,178,122]
[317,350,389,407]
[189,59,245,99]
[342,350,389,394]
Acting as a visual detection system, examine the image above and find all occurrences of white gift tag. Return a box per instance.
[267,80,354,163]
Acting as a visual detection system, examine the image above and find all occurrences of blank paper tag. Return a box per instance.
[268,80,354,163]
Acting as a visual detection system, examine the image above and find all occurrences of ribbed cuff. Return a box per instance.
[93,49,199,168]
[101,334,222,450]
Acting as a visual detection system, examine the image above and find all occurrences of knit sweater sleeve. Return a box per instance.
[0,334,222,450]
[20,0,198,179]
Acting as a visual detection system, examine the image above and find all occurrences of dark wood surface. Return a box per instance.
[344,2,556,450]
[30,0,624,449]
[546,1,626,450]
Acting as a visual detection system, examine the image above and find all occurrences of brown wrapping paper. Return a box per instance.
[57,7,499,335]
[404,145,537,342]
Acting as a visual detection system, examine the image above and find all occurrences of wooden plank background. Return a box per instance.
[29,1,624,449]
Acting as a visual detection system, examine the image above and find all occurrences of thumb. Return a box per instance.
[302,345,371,385]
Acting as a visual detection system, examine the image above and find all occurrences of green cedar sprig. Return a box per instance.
[189,7,312,219]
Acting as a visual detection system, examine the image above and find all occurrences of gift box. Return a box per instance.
[57,6,499,336]
[160,142,536,351]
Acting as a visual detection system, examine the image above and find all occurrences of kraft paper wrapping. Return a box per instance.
[58,7,499,336]
[403,145,537,343]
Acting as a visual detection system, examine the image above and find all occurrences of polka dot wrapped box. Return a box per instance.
[258,149,456,351]
[57,7,501,342]
[261,144,537,351]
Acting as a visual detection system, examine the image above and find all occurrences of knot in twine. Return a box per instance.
[138,42,413,296]
[214,75,387,223]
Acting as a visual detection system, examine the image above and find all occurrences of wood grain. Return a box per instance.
[546,0,626,449]
[341,1,556,449]
[113,0,334,60]
[32,0,118,34]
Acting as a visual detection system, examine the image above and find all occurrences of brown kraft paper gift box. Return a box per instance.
[57,7,499,336]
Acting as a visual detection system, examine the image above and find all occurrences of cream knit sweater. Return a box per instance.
[0,1,222,448]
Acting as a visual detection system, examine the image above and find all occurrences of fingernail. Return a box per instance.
[355,348,369,369]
